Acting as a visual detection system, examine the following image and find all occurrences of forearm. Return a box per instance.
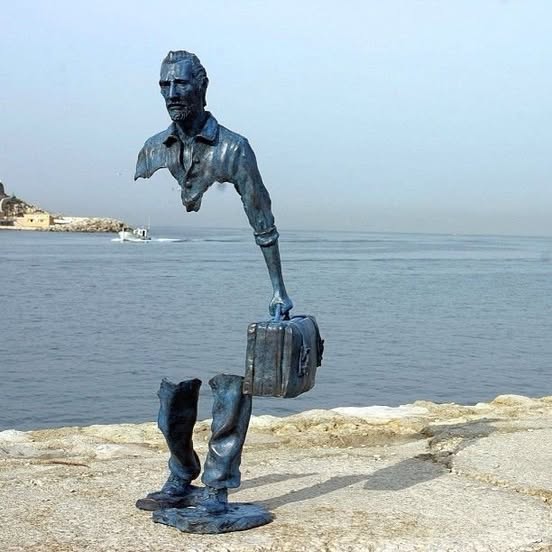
[251,221,288,297]
[260,240,288,296]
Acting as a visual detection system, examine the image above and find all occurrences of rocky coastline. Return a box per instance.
[0,183,126,233]
[1,394,551,551]
[45,217,126,233]
[0,216,126,233]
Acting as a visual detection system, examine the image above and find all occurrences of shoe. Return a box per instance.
[136,475,204,511]
[197,486,228,514]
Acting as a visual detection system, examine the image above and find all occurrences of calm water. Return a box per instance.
[1,227,551,430]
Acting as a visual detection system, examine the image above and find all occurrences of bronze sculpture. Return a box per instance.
[134,50,322,534]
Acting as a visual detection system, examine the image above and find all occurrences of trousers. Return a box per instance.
[157,374,252,490]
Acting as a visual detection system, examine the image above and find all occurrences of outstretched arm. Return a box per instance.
[231,139,293,317]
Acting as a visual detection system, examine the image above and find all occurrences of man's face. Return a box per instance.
[159,61,203,122]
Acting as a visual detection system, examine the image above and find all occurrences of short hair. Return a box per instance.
[161,50,209,107]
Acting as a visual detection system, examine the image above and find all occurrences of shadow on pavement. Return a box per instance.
[258,417,500,507]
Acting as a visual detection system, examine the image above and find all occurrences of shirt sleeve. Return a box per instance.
[134,145,149,180]
[230,139,279,247]
[134,131,171,180]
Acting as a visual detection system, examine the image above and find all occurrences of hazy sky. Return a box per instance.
[1,1,550,235]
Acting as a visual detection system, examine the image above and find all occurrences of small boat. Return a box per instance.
[118,226,151,242]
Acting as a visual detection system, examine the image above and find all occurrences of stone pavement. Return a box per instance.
[1,394,551,551]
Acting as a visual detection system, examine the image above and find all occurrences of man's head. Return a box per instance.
[159,51,209,122]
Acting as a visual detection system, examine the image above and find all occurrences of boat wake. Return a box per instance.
[111,237,185,243]
[155,238,185,243]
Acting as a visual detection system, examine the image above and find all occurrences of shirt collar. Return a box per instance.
[163,112,219,146]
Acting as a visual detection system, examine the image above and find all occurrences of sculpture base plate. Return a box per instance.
[152,503,273,534]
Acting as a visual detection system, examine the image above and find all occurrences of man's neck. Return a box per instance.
[175,110,208,139]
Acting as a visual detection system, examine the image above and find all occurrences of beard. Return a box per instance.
[167,103,194,122]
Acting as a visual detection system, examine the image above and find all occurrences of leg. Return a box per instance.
[152,374,273,532]
[136,378,204,511]
[200,373,252,513]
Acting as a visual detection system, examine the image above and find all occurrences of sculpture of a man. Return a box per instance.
[135,50,292,317]
[133,51,292,521]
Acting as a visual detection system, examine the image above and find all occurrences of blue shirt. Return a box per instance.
[135,113,278,247]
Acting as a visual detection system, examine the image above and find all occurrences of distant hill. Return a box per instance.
[0,182,126,233]
[0,182,45,218]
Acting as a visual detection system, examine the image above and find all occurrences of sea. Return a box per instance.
[1,227,551,431]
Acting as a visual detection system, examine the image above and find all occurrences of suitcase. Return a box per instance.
[243,315,324,398]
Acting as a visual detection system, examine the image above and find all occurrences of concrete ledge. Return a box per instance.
[1,395,551,551]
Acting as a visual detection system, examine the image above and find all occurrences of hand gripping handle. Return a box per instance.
[272,304,291,322]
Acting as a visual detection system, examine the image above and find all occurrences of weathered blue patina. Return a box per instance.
[135,50,292,317]
[133,50,290,532]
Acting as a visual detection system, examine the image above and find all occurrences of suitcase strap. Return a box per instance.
[298,340,310,377]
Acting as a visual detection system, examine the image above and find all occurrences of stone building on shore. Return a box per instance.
[0,181,125,233]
